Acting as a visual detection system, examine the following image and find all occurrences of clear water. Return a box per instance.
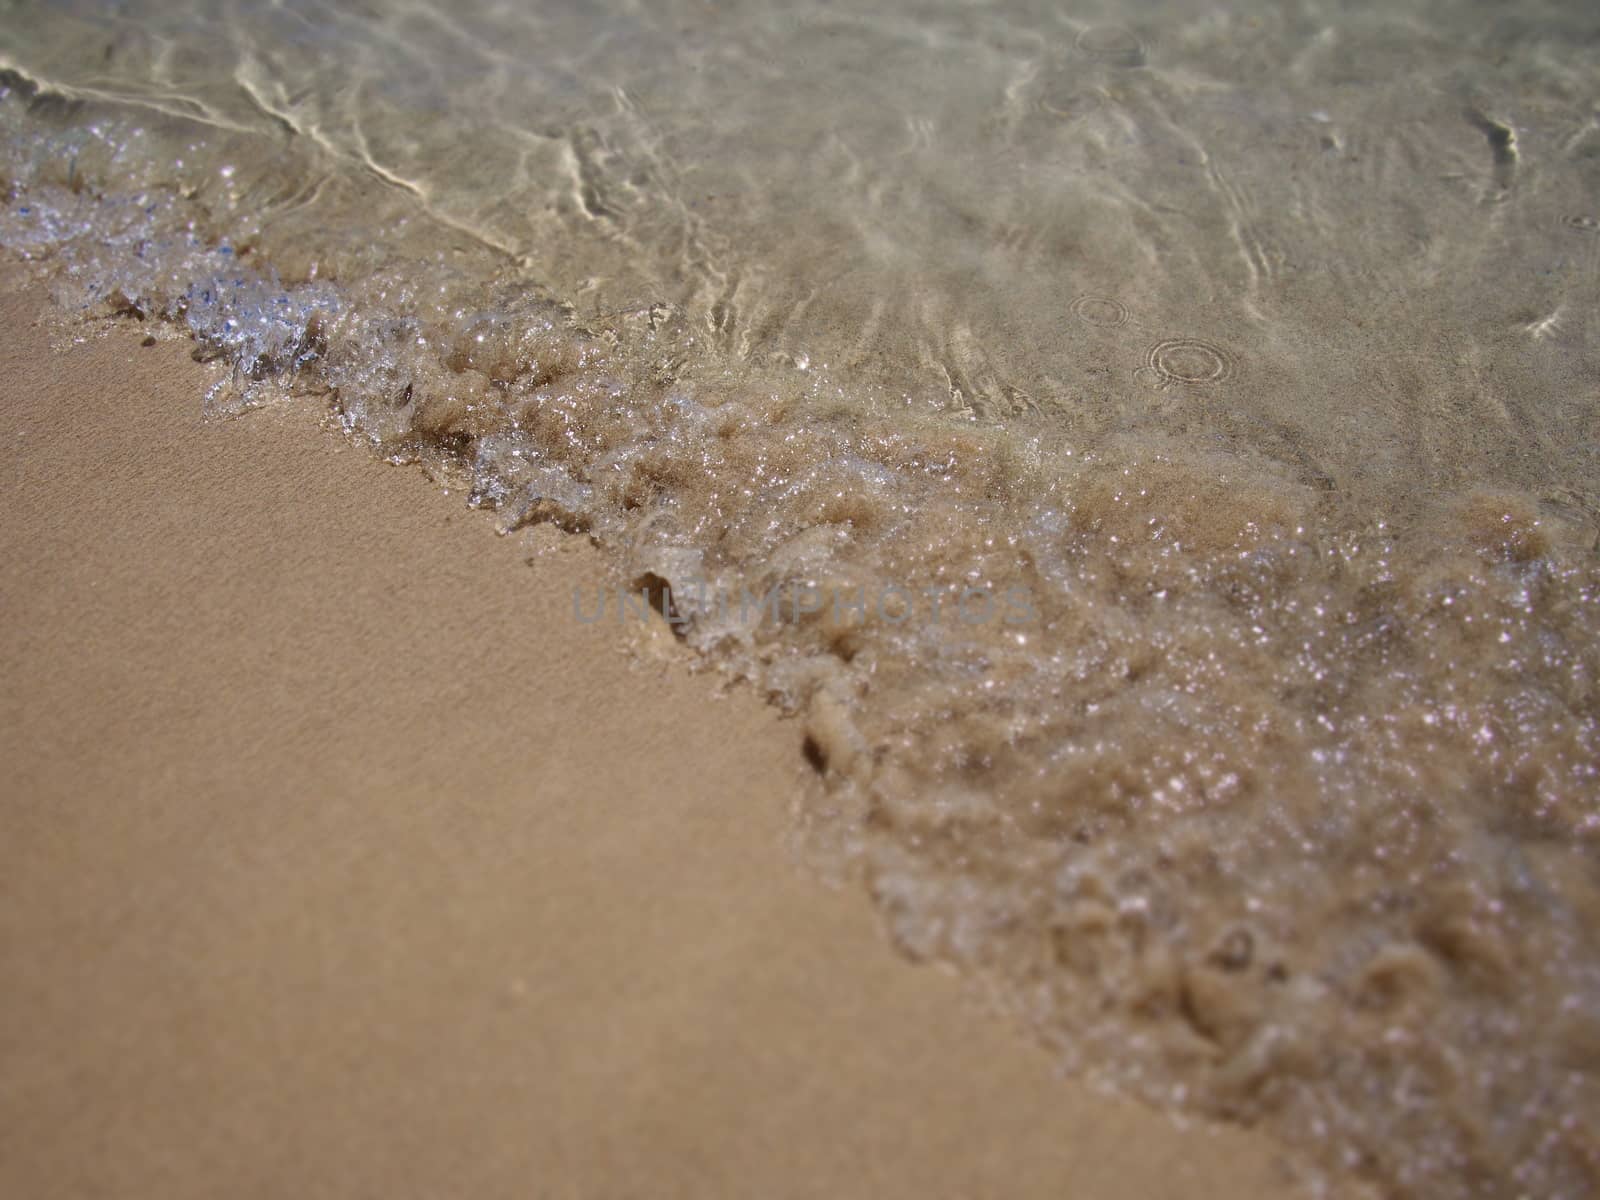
[3,1,1599,1194]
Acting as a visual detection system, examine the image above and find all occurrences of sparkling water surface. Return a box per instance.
[3,2,1599,1195]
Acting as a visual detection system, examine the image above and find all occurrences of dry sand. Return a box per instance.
[0,264,1317,1198]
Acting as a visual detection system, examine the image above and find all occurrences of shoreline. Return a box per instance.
[0,264,1325,1198]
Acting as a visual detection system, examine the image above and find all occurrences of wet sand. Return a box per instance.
[0,265,1327,1198]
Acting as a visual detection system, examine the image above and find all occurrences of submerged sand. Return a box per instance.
[0,267,1324,1198]
[3,2,1599,1194]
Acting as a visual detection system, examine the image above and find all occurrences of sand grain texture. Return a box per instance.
[0,269,1312,1199]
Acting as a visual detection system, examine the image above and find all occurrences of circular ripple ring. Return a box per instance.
[1146,337,1234,385]
[1076,25,1146,68]
[1069,294,1129,327]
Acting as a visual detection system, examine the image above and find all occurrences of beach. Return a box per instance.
[0,264,1322,1198]
[4,0,1599,1192]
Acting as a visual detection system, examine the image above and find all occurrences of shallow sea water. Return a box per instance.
[3,1,1599,1195]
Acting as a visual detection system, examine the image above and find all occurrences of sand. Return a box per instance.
[0,263,1320,1198]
